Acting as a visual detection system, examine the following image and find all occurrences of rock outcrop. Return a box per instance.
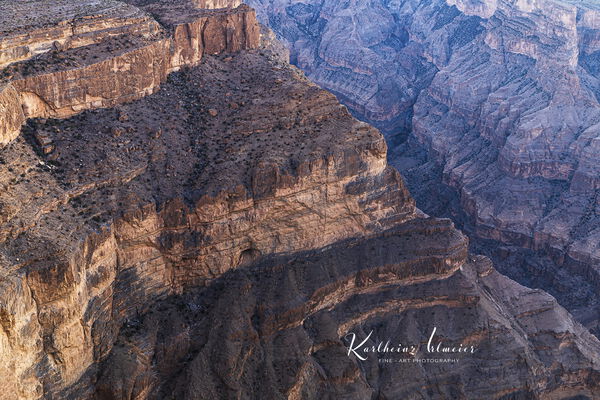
[0,29,416,396]
[0,0,259,147]
[95,233,600,400]
[1,1,600,399]
[249,0,600,334]
[0,0,161,68]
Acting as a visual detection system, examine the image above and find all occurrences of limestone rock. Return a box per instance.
[0,0,260,148]
[0,84,24,146]
[0,0,161,68]
[1,1,600,399]
[96,238,600,399]
[0,50,415,398]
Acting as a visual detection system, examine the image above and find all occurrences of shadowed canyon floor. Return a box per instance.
[1,1,600,399]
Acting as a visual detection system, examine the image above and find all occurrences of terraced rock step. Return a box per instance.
[1,1,600,399]
[0,0,259,147]
[0,0,161,68]
[248,0,600,337]
[92,229,600,400]
[0,49,416,398]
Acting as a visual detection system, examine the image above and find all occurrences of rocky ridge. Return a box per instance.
[0,50,416,398]
[0,0,600,399]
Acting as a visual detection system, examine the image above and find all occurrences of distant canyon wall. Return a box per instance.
[248,0,600,327]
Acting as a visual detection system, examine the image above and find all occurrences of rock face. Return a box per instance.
[0,0,259,147]
[248,0,600,333]
[1,1,600,399]
[192,0,242,8]
[0,83,24,146]
[0,0,161,68]
[0,21,415,395]
[96,235,600,400]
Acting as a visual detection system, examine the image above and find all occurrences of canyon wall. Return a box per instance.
[0,53,413,396]
[1,1,600,399]
[97,235,600,400]
[248,0,600,333]
[0,0,259,147]
[0,0,162,68]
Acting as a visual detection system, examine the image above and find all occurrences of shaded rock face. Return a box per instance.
[247,0,600,333]
[94,233,600,400]
[1,1,600,400]
[0,46,415,398]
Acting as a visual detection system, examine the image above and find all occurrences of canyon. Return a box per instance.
[248,0,600,336]
[1,0,600,399]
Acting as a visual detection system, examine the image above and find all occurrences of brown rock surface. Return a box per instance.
[191,0,242,9]
[1,1,600,399]
[0,0,161,68]
[0,0,259,147]
[0,83,24,146]
[0,49,415,398]
[249,0,600,335]
[94,233,600,400]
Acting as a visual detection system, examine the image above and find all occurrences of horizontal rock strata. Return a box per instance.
[0,48,415,398]
[0,0,259,147]
[0,0,161,68]
[1,1,600,399]
[93,232,600,399]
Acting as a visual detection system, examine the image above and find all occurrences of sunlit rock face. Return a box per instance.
[0,0,259,147]
[5,49,599,397]
[248,0,600,333]
[2,1,600,399]
[0,50,416,398]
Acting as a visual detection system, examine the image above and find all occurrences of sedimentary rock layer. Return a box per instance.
[1,43,599,399]
[0,0,161,68]
[0,0,259,147]
[192,0,242,8]
[94,233,600,400]
[0,83,24,146]
[1,1,600,399]
[0,48,415,398]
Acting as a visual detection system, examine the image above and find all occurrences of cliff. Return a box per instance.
[0,0,259,147]
[1,1,600,399]
[97,235,600,399]
[249,0,600,335]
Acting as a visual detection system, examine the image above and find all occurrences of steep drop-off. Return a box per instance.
[1,1,600,399]
[248,0,600,334]
[0,0,259,146]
